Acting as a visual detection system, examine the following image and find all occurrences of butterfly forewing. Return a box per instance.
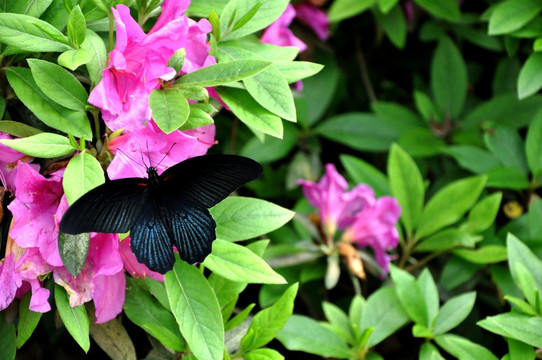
[160,154,263,208]
[60,178,149,235]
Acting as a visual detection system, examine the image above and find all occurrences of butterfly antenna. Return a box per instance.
[146,140,153,168]
[117,147,146,169]
[156,142,177,168]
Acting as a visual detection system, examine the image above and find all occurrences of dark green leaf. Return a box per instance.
[525,109,542,178]
[484,126,528,174]
[55,284,90,352]
[0,120,42,137]
[414,0,460,22]
[0,314,16,360]
[341,154,390,197]
[16,292,43,348]
[58,232,90,277]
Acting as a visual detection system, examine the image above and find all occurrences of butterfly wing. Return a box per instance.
[159,154,263,208]
[59,178,149,235]
[130,196,176,274]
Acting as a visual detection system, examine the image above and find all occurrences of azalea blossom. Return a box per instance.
[299,163,401,275]
[88,0,215,132]
[261,2,329,52]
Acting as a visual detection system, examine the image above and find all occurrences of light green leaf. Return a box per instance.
[165,259,224,360]
[28,59,88,111]
[414,0,461,22]
[5,67,91,139]
[204,239,286,284]
[55,284,90,352]
[489,0,542,35]
[464,193,502,234]
[328,0,376,22]
[68,5,86,46]
[507,234,542,295]
[526,109,542,179]
[390,266,428,326]
[378,5,407,48]
[416,228,477,252]
[453,245,508,264]
[417,269,439,327]
[81,29,107,84]
[63,152,105,204]
[277,314,352,358]
[244,348,284,360]
[388,144,424,237]
[478,313,542,348]
[431,36,467,118]
[0,132,75,158]
[241,283,298,351]
[416,176,486,239]
[149,89,190,134]
[444,146,501,174]
[433,292,476,335]
[0,13,71,52]
[341,154,390,197]
[7,0,53,17]
[435,334,498,360]
[518,53,542,99]
[211,197,294,241]
[178,60,271,87]
[272,61,324,84]
[57,49,91,71]
[216,87,283,138]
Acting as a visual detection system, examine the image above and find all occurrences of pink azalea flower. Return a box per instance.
[88,0,215,132]
[261,4,307,52]
[261,1,329,53]
[298,163,375,237]
[106,122,216,180]
[341,197,401,274]
[293,3,330,40]
[0,132,30,191]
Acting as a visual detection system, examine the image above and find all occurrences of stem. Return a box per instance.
[355,41,377,104]
[108,12,115,53]
[405,250,448,273]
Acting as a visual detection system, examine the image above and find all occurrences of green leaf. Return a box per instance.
[378,5,407,48]
[507,338,536,360]
[219,0,288,41]
[514,262,538,308]
[0,132,75,158]
[462,94,542,130]
[371,101,424,129]
[273,61,324,84]
[244,348,284,360]
[28,59,88,112]
[478,313,542,348]
[349,295,366,326]
[528,197,542,240]
[16,291,43,348]
[323,301,354,343]
[414,90,440,122]
[435,334,498,360]
[519,53,542,100]
[243,65,296,121]
[165,259,224,360]
[416,228,477,252]
[317,113,401,151]
[0,13,71,52]
[431,36,467,118]
[240,123,299,163]
[0,120,42,137]
[440,256,484,290]
[434,292,476,335]
[488,0,542,35]
[420,343,445,360]
[55,284,90,352]
[378,0,400,13]
[464,193,502,234]
[341,154,390,197]
[276,314,352,358]
[63,152,105,204]
[68,5,86,46]
[398,127,446,158]
[208,273,247,308]
[241,283,298,351]
[149,89,190,134]
[507,234,542,295]
[57,49,91,71]
[211,197,294,241]
[486,166,530,190]
[484,126,528,174]
[124,277,185,351]
[328,0,376,22]
[178,60,271,87]
[444,145,501,174]
[415,175,486,239]
[453,245,508,264]
[81,29,107,84]
[360,287,410,347]
[414,0,461,22]
[388,144,425,237]
[390,266,428,326]
[5,67,92,139]
[216,87,283,138]
[0,314,16,360]
[167,48,186,75]
[417,269,439,327]
[204,240,286,284]
[526,110,542,179]
[6,0,53,17]
[225,303,255,331]
[58,232,90,277]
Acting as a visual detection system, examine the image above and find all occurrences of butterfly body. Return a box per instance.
[60,154,262,274]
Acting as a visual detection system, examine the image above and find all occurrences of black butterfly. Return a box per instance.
[59,154,263,274]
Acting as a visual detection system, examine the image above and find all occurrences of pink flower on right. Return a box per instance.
[298,163,401,275]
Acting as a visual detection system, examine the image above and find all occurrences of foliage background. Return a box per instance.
[2,0,542,359]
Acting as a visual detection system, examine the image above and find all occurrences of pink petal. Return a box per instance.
[93,272,126,323]
[294,3,330,40]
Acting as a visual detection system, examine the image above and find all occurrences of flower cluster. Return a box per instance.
[261,1,329,53]
[0,0,215,322]
[299,164,401,275]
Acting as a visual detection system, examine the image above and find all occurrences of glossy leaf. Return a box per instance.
[149,89,190,134]
[489,0,542,35]
[55,285,90,352]
[63,152,105,205]
[0,132,75,158]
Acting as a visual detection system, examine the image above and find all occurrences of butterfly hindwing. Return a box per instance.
[60,178,149,235]
[160,154,263,208]
[130,196,176,274]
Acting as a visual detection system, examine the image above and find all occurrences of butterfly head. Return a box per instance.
[146,166,160,186]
